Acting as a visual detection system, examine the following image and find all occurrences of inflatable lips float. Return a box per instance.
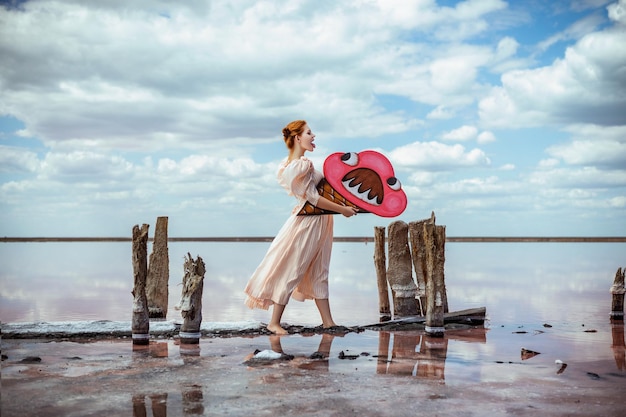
[298,150,408,217]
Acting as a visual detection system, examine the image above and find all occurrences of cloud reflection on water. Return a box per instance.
[0,241,623,330]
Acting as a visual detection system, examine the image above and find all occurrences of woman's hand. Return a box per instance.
[314,195,359,217]
[340,205,359,218]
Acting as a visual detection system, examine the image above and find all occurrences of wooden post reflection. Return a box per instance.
[416,336,448,380]
[182,385,204,415]
[132,393,167,417]
[376,328,486,379]
[376,331,391,374]
[611,323,625,370]
[387,333,423,376]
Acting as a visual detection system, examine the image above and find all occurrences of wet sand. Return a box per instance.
[2,326,626,417]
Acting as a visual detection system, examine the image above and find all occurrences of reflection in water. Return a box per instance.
[131,341,169,357]
[181,384,204,416]
[132,390,203,417]
[611,323,625,370]
[130,341,205,416]
[377,329,486,379]
[133,393,167,417]
[1,241,623,328]
[245,329,488,381]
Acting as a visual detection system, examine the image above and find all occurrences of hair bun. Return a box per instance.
[282,127,291,138]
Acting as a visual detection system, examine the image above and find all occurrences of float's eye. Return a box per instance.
[341,152,359,166]
[387,177,401,191]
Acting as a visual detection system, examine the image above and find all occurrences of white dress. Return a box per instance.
[244,157,334,309]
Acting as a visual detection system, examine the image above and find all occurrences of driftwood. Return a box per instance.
[147,216,169,319]
[387,221,419,317]
[364,307,486,330]
[374,226,390,321]
[610,267,625,321]
[177,253,206,344]
[131,224,150,345]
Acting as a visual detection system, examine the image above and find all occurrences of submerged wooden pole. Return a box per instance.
[177,253,206,344]
[387,221,419,317]
[424,220,447,337]
[131,224,150,345]
[374,226,391,321]
[610,267,625,321]
[147,216,169,319]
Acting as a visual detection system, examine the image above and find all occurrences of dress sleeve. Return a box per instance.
[279,158,321,206]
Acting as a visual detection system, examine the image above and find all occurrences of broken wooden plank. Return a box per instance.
[363,307,486,329]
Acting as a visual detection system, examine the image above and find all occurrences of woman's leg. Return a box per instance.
[315,298,337,328]
[268,304,288,334]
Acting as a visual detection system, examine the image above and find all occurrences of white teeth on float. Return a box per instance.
[342,180,380,206]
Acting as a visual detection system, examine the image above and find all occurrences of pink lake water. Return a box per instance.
[1,241,625,370]
[2,241,625,417]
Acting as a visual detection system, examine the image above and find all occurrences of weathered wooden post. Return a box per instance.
[408,214,432,316]
[387,220,419,317]
[177,253,206,344]
[610,267,625,321]
[131,224,150,345]
[147,216,169,319]
[374,226,391,321]
[423,220,446,337]
[409,212,448,316]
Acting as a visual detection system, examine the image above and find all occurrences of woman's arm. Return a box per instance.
[314,196,358,217]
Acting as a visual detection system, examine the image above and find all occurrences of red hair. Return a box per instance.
[282,120,307,149]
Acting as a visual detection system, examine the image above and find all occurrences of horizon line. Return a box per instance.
[1,236,625,243]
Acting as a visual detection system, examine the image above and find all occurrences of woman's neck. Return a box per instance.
[288,148,305,161]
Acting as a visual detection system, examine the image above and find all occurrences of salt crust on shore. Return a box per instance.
[1,320,263,336]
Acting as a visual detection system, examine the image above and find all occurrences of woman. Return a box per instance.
[244,120,358,335]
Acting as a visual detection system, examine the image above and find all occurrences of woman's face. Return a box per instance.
[298,124,316,152]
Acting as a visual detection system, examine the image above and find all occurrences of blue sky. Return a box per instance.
[1,0,625,238]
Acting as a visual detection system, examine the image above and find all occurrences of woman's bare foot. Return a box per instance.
[267,323,288,335]
[322,321,338,329]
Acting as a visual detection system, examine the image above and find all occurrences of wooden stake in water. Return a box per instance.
[610,267,625,321]
[147,216,169,319]
[424,220,446,337]
[131,224,150,345]
[374,226,391,321]
[177,253,205,344]
[387,220,419,317]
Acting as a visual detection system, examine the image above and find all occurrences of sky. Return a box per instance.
[0,0,625,238]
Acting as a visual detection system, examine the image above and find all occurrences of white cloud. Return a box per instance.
[426,105,455,120]
[40,151,134,182]
[545,124,626,168]
[477,131,496,143]
[0,146,40,174]
[547,139,626,167]
[0,0,624,238]
[441,126,495,143]
[442,125,478,141]
[537,12,606,52]
[528,166,626,188]
[389,141,491,168]
[479,4,626,128]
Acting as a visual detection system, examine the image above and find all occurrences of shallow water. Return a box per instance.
[1,241,625,370]
[0,241,622,326]
[2,241,625,416]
